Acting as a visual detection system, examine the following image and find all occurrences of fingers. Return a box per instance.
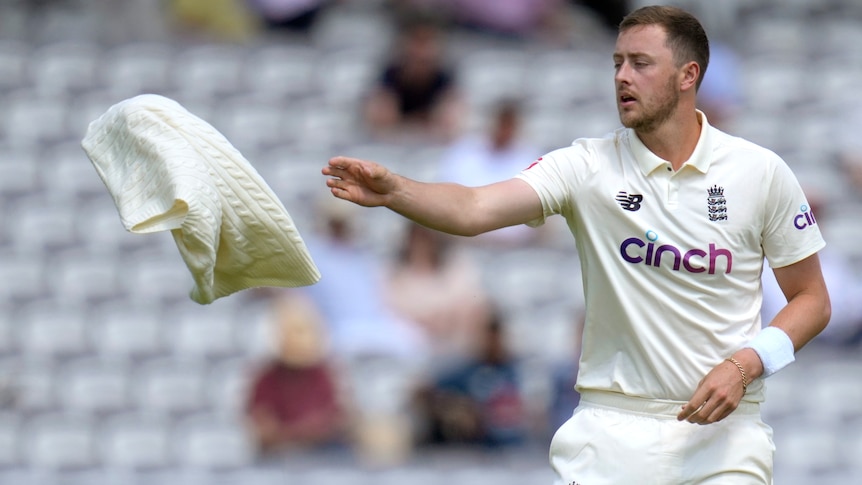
[322,157,353,177]
[677,399,706,422]
[677,395,737,425]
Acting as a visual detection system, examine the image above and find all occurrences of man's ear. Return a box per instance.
[680,61,700,92]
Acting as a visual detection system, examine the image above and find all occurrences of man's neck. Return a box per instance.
[635,109,702,171]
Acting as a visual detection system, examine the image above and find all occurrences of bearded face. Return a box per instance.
[618,72,681,133]
[613,25,686,134]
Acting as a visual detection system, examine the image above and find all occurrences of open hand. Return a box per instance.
[322,156,397,208]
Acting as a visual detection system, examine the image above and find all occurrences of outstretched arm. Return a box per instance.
[322,156,544,237]
[679,253,831,424]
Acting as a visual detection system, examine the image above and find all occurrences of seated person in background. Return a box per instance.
[436,99,545,247]
[245,0,333,33]
[362,12,463,143]
[245,291,347,454]
[415,311,529,448]
[384,222,493,361]
[300,196,429,361]
[570,0,630,33]
[446,0,566,41]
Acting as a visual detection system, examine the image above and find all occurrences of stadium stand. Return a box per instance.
[0,0,860,484]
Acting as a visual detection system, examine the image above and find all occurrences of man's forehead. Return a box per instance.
[614,25,670,56]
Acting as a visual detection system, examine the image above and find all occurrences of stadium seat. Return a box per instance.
[374,467,443,485]
[293,97,363,150]
[296,468,374,485]
[88,302,166,360]
[120,251,196,307]
[0,252,47,306]
[51,251,124,305]
[2,91,70,147]
[312,5,393,55]
[0,356,57,414]
[205,357,255,418]
[458,49,528,111]
[230,298,278,358]
[775,425,843,476]
[130,357,208,416]
[56,356,131,416]
[0,412,21,468]
[29,41,102,97]
[42,141,108,201]
[741,59,809,113]
[23,412,96,469]
[524,51,610,110]
[315,50,380,106]
[8,195,81,255]
[171,413,254,470]
[806,362,862,424]
[0,39,29,93]
[15,301,90,359]
[171,44,246,101]
[211,97,289,154]
[253,145,334,210]
[219,467,296,485]
[242,45,318,101]
[100,42,176,99]
[98,411,172,469]
[0,469,56,485]
[0,145,39,199]
[162,303,240,359]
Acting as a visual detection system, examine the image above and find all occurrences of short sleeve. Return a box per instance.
[761,155,826,268]
[514,140,593,227]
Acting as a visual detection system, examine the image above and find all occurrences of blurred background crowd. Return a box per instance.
[0,0,861,484]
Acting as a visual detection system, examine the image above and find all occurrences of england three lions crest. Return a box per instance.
[707,185,727,222]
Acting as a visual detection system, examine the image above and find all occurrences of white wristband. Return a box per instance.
[745,326,795,378]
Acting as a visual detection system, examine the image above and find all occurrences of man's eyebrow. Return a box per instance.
[613,51,654,62]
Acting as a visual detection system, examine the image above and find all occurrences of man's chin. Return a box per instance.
[619,114,638,129]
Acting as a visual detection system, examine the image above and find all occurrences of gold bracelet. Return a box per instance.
[726,357,748,394]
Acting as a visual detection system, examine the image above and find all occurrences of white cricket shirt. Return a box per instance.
[516,111,825,402]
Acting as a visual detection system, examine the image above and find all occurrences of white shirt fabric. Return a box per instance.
[516,111,825,403]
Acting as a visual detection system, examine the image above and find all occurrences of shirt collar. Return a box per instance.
[628,110,713,176]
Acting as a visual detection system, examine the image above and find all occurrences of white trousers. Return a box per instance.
[550,390,774,485]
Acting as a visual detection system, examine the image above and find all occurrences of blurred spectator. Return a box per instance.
[837,148,862,203]
[295,197,433,466]
[168,0,259,41]
[435,99,544,247]
[415,311,528,448]
[836,110,862,203]
[442,0,566,41]
[245,0,333,34]
[391,0,622,43]
[697,41,743,130]
[383,222,493,361]
[760,191,862,345]
[362,12,464,143]
[299,197,429,361]
[570,0,630,32]
[245,291,347,455]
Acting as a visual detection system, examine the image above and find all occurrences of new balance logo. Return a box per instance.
[616,191,644,211]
